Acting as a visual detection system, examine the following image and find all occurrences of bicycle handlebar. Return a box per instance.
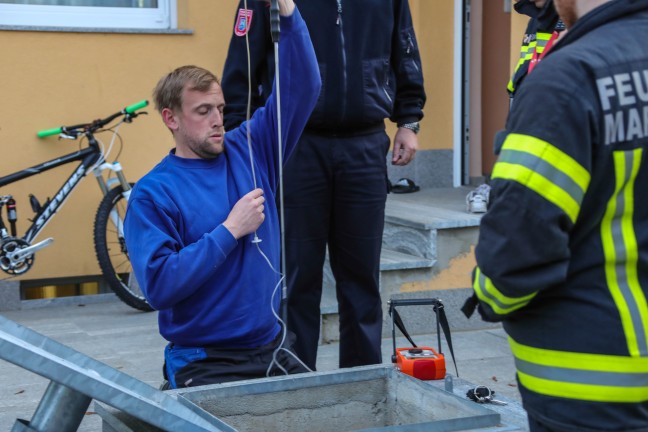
[36,127,63,138]
[36,100,149,138]
[125,100,148,114]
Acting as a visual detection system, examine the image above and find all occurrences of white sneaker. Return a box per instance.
[466,184,490,213]
[475,184,491,198]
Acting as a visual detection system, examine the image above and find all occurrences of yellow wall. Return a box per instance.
[0,0,456,282]
[510,2,530,74]
[0,0,234,280]
[406,0,456,151]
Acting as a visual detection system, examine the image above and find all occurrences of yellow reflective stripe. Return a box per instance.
[517,372,648,403]
[493,163,580,222]
[492,134,591,224]
[508,41,539,93]
[601,149,648,356]
[534,32,553,54]
[523,49,535,61]
[502,136,590,190]
[473,267,537,315]
[507,79,515,93]
[509,337,648,403]
[510,337,648,372]
[520,41,537,62]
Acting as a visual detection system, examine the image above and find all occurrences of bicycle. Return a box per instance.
[0,101,152,311]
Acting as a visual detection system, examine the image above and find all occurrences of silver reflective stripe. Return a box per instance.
[516,358,648,387]
[608,150,648,356]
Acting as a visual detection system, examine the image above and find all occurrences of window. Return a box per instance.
[0,0,176,30]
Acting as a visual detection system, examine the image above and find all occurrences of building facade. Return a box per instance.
[0,0,525,305]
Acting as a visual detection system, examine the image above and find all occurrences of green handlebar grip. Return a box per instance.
[125,100,149,114]
[37,127,63,138]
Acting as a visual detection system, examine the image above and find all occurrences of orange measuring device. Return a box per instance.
[389,298,458,380]
[395,347,446,380]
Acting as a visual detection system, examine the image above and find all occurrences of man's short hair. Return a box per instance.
[153,65,221,113]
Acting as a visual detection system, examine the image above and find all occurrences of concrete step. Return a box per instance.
[383,188,482,261]
[320,187,493,343]
[380,248,435,271]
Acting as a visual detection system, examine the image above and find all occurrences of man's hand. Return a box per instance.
[392,128,418,166]
[223,188,266,239]
[261,0,295,16]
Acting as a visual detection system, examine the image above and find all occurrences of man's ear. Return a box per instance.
[161,107,179,132]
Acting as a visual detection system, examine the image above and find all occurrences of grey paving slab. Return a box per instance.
[0,281,20,311]
[0,302,165,432]
[0,296,527,432]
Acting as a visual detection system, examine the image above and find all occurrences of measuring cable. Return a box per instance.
[241,0,311,375]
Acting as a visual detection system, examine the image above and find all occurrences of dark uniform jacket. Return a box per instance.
[470,1,648,430]
[221,0,426,133]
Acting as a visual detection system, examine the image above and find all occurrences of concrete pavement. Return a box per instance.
[0,297,528,431]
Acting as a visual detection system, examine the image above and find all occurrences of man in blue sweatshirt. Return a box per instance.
[123,0,321,389]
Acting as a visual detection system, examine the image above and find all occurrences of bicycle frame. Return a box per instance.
[0,99,150,309]
[0,136,131,248]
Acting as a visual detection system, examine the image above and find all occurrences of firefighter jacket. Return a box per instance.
[221,0,426,133]
[507,0,564,98]
[470,1,648,430]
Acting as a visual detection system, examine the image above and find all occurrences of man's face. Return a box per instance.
[166,82,225,159]
[553,0,578,27]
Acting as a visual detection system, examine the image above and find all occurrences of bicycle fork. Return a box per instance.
[93,162,132,236]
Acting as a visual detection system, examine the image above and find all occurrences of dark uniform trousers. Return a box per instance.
[166,331,308,389]
[284,128,390,369]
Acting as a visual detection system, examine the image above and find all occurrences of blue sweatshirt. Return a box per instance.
[124,9,320,348]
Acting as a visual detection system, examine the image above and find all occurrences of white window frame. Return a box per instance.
[0,1,176,30]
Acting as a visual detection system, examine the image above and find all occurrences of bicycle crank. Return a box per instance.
[0,237,53,275]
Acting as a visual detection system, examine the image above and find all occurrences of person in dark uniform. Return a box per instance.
[489,0,564,159]
[222,0,426,370]
[464,0,648,430]
[509,0,565,103]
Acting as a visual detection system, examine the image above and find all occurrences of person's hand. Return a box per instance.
[260,0,295,16]
[392,128,418,166]
[223,188,266,239]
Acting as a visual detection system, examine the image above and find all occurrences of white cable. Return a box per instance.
[240,0,311,378]
[261,245,313,377]
[254,241,313,377]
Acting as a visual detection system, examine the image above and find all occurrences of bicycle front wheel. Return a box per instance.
[94,184,153,312]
